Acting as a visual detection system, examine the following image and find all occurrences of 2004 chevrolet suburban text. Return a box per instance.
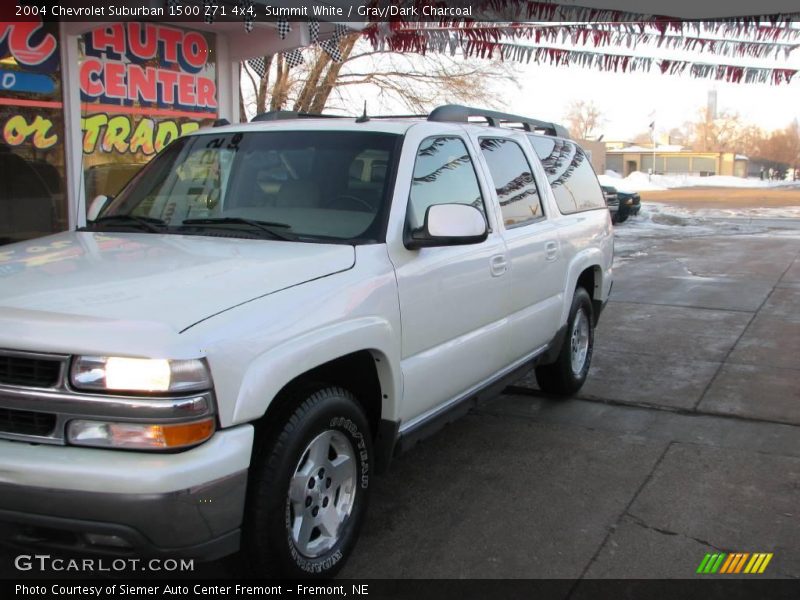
[0,106,612,577]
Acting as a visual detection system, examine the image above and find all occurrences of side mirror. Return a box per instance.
[87,195,110,222]
[405,203,488,250]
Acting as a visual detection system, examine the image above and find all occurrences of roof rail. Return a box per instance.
[428,104,570,139]
[248,106,570,138]
[251,110,345,122]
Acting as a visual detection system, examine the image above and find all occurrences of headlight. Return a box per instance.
[67,418,215,450]
[71,356,211,393]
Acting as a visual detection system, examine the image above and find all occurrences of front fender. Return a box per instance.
[230,317,401,425]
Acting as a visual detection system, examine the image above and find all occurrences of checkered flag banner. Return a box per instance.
[283,49,304,69]
[247,57,266,78]
[319,24,349,63]
[203,0,213,23]
[320,39,342,63]
[277,18,291,40]
[308,19,320,44]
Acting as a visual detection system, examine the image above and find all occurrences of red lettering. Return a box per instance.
[182,32,207,69]
[91,25,125,56]
[79,58,104,97]
[104,61,126,99]
[128,64,157,103]
[177,73,196,106]
[156,70,178,104]
[1,21,57,66]
[126,23,157,61]
[156,27,182,64]
[195,77,217,109]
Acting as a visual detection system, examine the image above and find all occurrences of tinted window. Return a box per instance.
[103,131,399,242]
[479,138,543,227]
[408,137,485,229]
[528,136,605,214]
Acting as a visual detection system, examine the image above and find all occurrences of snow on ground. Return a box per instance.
[612,201,800,260]
[601,171,799,193]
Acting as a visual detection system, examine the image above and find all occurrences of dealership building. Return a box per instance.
[0,16,349,247]
[605,144,749,178]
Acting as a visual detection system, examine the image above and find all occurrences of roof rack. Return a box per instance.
[428,104,570,139]
[251,110,345,122]
[250,105,570,138]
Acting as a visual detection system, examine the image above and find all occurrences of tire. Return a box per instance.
[535,287,594,396]
[616,211,629,223]
[243,386,372,578]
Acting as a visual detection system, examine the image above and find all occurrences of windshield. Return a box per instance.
[96,130,399,243]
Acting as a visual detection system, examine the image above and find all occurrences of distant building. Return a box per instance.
[605,144,748,177]
[576,139,607,175]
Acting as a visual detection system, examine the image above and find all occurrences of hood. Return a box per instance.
[0,232,355,333]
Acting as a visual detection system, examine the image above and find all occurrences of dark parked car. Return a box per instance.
[598,175,641,224]
[601,185,620,223]
[616,189,641,222]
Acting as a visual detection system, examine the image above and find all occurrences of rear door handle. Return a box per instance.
[545,240,559,262]
[490,254,508,277]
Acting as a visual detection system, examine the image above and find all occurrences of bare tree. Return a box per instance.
[241,34,520,118]
[563,100,605,141]
[759,119,800,166]
[687,107,744,152]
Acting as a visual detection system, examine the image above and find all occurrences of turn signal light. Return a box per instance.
[67,417,216,450]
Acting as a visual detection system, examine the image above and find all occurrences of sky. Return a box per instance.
[502,62,800,141]
[317,25,800,143]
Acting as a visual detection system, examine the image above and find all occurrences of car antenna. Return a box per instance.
[355,101,370,123]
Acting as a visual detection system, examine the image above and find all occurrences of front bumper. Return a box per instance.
[0,425,253,560]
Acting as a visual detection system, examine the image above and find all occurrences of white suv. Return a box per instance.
[0,105,613,577]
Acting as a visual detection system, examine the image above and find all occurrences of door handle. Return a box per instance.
[545,241,559,262]
[490,254,508,277]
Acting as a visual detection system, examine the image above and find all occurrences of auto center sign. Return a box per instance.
[80,23,217,111]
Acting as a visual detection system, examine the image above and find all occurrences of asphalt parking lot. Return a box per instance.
[339,208,800,579]
[2,205,799,580]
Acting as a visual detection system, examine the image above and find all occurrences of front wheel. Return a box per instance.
[535,287,595,396]
[244,386,372,578]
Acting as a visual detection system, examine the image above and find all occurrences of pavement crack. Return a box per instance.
[624,513,728,553]
[567,442,673,594]
[694,246,800,412]
[499,385,800,430]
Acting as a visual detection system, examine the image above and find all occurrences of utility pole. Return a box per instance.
[649,117,656,181]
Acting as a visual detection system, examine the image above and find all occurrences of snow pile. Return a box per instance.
[604,170,797,192]
[599,172,662,192]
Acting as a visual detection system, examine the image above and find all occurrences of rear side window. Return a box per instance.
[407,137,485,229]
[528,136,605,214]
[479,138,543,227]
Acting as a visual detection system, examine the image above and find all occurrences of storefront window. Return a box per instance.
[0,19,67,245]
[78,23,218,205]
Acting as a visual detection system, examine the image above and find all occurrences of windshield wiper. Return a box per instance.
[180,217,293,240]
[87,214,167,233]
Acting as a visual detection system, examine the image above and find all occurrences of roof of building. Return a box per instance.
[607,144,686,153]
